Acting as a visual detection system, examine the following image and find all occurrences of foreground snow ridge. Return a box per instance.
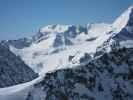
[0,76,43,100]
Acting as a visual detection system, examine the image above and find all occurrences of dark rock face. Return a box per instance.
[26,47,133,100]
[0,44,38,87]
[113,28,133,41]
[52,25,86,47]
[127,7,133,26]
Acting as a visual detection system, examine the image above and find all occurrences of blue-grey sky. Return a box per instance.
[0,0,132,40]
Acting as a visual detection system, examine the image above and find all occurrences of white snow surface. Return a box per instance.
[10,23,112,75]
[0,76,43,100]
[113,5,133,32]
[40,24,72,33]
[87,23,112,37]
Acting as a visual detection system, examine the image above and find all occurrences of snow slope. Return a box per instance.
[113,5,133,32]
[0,76,43,100]
[112,5,133,42]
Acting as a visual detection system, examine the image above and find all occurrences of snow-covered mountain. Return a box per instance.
[2,23,114,74]
[1,5,133,75]
[25,6,133,100]
[0,4,133,100]
[0,44,38,88]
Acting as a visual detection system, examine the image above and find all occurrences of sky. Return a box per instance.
[0,0,133,40]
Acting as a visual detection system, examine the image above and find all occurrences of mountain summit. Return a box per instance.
[113,5,133,32]
[111,5,133,42]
